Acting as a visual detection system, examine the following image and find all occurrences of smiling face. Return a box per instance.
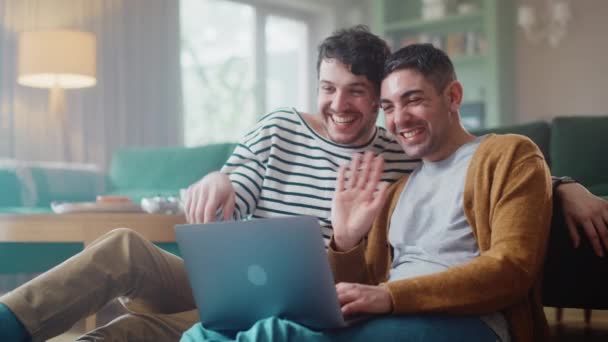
[380,68,461,161]
[316,59,379,146]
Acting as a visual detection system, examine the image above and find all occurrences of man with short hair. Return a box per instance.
[328,43,551,341]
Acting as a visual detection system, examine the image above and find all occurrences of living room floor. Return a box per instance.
[546,308,608,342]
[48,307,608,341]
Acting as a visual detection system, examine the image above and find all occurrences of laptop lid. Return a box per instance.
[175,216,346,331]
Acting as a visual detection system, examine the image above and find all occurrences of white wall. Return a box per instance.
[515,0,608,123]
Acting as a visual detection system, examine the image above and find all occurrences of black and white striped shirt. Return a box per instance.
[222,107,420,244]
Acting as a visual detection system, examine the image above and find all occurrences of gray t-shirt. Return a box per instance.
[388,136,509,342]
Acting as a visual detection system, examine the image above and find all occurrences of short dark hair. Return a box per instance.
[384,44,456,94]
[317,25,391,93]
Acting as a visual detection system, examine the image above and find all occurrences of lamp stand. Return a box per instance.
[49,84,72,160]
[49,84,65,119]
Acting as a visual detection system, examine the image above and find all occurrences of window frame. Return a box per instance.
[252,3,317,115]
[180,0,327,146]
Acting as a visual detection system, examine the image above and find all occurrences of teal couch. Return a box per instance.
[0,162,104,214]
[0,143,235,288]
[0,143,236,214]
[472,116,608,198]
[104,143,236,202]
[474,116,608,312]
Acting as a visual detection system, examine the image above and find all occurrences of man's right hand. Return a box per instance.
[184,171,235,223]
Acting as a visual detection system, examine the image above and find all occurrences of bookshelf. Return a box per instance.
[372,0,515,129]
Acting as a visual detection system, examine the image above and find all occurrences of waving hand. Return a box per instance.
[331,151,389,251]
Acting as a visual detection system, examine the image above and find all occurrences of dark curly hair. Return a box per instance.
[317,25,391,93]
[384,44,456,94]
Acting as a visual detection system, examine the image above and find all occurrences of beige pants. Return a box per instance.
[0,228,199,341]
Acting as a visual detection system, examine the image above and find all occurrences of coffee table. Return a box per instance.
[0,212,184,245]
[0,212,186,331]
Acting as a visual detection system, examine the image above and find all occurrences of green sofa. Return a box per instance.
[0,161,104,214]
[0,143,235,287]
[0,143,236,214]
[473,116,608,312]
[474,116,608,198]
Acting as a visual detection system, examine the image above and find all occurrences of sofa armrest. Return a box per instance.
[550,116,608,188]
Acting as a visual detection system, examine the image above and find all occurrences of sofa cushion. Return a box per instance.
[28,165,104,207]
[471,121,551,164]
[108,143,235,193]
[551,116,608,188]
[1,161,103,208]
[0,168,22,207]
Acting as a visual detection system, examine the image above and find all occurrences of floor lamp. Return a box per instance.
[17,30,97,160]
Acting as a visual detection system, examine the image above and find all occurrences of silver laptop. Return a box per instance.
[175,216,347,332]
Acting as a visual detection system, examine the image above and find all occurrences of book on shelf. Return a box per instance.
[446,32,466,57]
[398,33,445,50]
[396,31,487,59]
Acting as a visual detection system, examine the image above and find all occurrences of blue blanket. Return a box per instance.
[180,315,499,342]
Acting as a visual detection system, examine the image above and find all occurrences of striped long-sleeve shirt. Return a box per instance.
[221,107,420,244]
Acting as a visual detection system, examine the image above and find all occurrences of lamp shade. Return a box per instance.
[18,30,96,89]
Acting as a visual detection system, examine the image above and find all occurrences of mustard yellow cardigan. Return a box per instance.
[329,134,553,342]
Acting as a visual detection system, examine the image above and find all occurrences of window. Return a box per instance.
[180,0,312,146]
[265,15,309,113]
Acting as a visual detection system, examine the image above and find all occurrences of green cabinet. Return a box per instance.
[372,0,515,128]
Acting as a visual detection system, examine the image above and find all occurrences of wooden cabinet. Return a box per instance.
[372,0,515,128]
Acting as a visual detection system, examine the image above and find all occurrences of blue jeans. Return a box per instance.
[180,315,499,342]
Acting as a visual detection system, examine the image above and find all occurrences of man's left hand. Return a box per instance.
[336,282,393,316]
[557,182,608,257]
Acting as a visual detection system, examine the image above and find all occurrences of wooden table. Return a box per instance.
[0,212,186,330]
[0,212,185,245]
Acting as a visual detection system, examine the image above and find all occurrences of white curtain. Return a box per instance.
[0,0,182,168]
